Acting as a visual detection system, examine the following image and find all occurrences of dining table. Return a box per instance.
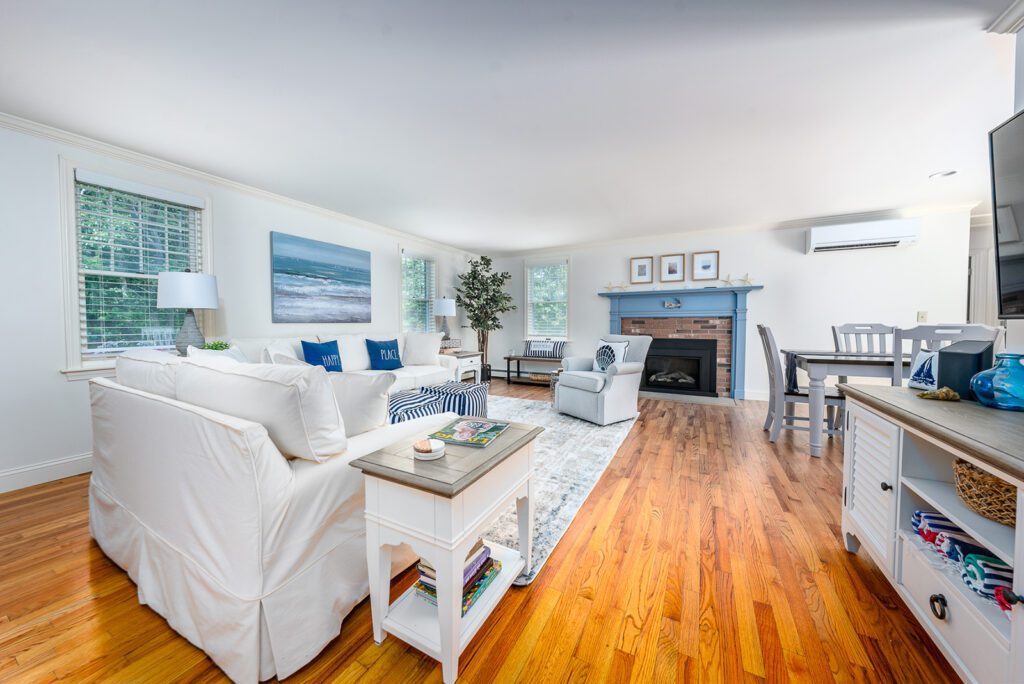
[780,350,912,457]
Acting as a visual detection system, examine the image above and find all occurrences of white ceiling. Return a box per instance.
[0,0,1017,253]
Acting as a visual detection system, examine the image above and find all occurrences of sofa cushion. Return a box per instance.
[186,344,248,364]
[175,361,346,462]
[329,334,370,371]
[259,338,305,364]
[559,370,607,393]
[403,332,443,366]
[366,338,403,370]
[403,365,451,388]
[270,353,310,366]
[328,372,395,437]
[116,349,182,398]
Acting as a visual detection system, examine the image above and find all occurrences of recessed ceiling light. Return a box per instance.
[929,170,957,178]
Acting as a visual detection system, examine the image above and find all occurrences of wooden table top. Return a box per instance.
[840,384,1024,481]
[349,418,544,497]
[783,350,912,367]
[445,350,483,358]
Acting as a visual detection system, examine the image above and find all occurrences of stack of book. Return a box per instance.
[415,538,502,616]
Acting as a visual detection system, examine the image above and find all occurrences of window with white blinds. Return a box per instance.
[526,259,569,338]
[401,256,437,333]
[75,181,203,358]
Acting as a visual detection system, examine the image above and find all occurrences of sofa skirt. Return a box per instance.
[89,480,416,682]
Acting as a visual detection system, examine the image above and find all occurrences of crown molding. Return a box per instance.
[0,111,474,257]
[988,0,1024,33]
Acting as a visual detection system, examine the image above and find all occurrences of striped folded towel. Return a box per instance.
[912,511,961,545]
[935,531,989,564]
[961,554,1013,600]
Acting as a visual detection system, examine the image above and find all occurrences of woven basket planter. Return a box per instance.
[952,459,1017,527]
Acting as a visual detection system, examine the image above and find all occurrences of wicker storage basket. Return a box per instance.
[952,459,1017,527]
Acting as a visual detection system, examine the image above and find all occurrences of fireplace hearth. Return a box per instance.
[642,338,717,397]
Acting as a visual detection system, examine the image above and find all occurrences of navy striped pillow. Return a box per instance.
[523,339,566,359]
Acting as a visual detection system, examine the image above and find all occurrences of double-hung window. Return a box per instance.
[71,170,205,364]
[401,255,437,332]
[525,258,569,338]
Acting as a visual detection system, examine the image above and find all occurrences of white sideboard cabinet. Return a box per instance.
[841,384,1024,684]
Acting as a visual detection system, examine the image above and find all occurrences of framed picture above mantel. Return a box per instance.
[630,256,654,284]
[692,250,720,281]
[659,254,685,282]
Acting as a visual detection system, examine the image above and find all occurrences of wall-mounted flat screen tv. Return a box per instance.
[990,110,1024,318]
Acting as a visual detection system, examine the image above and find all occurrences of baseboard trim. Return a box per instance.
[0,452,92,494]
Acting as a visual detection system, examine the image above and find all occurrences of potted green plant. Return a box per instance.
[455,256,516,381]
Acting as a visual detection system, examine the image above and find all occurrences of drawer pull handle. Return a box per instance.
[880,481,892,492]
[929,593,948,621]
[996,587,1021,610]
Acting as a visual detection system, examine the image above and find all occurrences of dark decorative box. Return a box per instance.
[938,340,994,401]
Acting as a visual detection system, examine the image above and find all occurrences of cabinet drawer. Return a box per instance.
[461,356,481,368]
[898,536,1009,683]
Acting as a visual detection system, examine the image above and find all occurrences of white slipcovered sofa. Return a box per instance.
[89,350,456,682]
[229,332,458,393]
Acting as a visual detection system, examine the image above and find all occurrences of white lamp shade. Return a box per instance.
[157,272,219,309]
[433,297,457,317]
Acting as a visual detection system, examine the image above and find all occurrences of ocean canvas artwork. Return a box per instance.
[271,231,371,323]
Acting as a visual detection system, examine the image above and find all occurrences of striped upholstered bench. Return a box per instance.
[420,381,489,418]
[387,390,445,424]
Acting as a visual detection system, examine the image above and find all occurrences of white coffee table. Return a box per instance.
[350,419,542,683]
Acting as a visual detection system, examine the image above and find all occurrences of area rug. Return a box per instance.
[482,395,636,585]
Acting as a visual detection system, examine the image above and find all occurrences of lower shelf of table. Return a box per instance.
[382,541,526,659]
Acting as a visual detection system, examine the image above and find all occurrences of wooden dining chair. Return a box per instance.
[758,324,844,444]
[832,323,895,385]
[891,324,1003,386]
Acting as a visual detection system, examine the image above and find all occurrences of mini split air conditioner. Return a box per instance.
[805,218,920,254]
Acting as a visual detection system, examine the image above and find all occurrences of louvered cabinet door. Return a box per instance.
[845,404,901,573]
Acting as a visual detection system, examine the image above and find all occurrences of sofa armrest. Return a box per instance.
[437,354,459,380]
[607,361,644,376]
[562,356,593,372]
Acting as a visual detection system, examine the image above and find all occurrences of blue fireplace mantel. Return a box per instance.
[599,286,763,399]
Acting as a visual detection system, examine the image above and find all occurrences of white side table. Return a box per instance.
[350,420,542,683]
[446,351,483,383]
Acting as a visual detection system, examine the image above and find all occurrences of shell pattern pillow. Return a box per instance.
[592,339,629,372]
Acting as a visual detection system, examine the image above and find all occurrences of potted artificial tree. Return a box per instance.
[454,256,516,381]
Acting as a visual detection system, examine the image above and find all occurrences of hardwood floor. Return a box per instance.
[0,382,957,682]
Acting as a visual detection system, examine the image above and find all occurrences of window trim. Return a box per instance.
[400,251,438,333]
[524,256,570,341]
[58,157,214,379]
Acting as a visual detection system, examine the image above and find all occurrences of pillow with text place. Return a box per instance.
[366,338,404,370]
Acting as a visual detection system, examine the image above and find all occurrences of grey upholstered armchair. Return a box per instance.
[554,334,653,425]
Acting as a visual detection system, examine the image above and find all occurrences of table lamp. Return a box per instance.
[433,297,457,340]
[157,272,219,355]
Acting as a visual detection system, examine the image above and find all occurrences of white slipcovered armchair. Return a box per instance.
[554,334,653,425]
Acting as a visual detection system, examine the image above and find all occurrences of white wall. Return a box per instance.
[0,119,471,492]
[490,210,972,400]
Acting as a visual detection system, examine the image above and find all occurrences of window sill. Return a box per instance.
[61,364,116,382]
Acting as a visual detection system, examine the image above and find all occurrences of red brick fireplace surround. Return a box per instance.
[623,317,732,397]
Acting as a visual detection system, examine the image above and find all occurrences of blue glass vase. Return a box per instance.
[971,353,1024,411]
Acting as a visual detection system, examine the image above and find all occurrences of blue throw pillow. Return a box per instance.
[301,339,342,372]
[366,338,403,370]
